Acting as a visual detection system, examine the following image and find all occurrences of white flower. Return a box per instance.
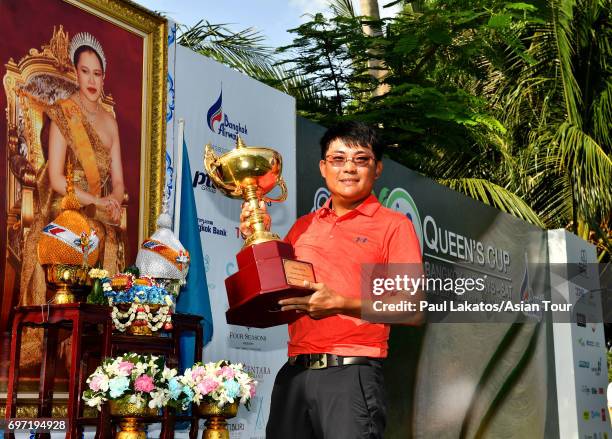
[133,362,147,376]
[103,360,121,377]
[91,374,110,392]
[162,367,177,381]
[89,268,109,279]
[147,358,159,375]
[129,393,145,408]
[181,370,195,386]
[148,389,169,408]
[85,395,103,410]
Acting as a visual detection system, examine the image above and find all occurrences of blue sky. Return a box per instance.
[134,0,400,48]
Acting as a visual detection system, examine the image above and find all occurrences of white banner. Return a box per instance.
[173,45,296,439]
[549,230,611,439]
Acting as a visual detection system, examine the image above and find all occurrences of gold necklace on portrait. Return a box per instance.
[76,92,99,123]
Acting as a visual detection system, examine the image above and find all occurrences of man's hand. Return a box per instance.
[278,280,361,319]
[239,200,271,238]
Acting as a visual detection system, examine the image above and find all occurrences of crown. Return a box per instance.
[69,32,106,71]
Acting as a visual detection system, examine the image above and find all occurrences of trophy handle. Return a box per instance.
[204,144,241,197]
[263,177,288,203]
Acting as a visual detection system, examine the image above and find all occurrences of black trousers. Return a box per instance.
[266,360,386,439]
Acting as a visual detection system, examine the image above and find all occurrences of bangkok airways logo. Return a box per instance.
[206,86,248,140]
[207,90,223,132]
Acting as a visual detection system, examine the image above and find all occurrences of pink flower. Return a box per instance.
[134,375,155,393]
[196,377,219,395]
[249,385,256,398]
[89,375,105,391]
[219,366,235,379]
[118,361,134,375]
[191,366,206,380]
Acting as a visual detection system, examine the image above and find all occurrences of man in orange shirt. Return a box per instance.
[241,122,423,439]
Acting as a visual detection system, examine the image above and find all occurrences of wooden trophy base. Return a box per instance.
[225,240,315,328]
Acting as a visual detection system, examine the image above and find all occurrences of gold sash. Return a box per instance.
[58,99,102,196]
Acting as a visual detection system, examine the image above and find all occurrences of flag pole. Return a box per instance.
[173,118,185,234]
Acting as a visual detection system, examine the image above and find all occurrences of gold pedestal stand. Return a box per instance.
[196,402,239,439]
[109,398,157,439]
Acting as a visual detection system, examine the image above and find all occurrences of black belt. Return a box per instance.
[288,354,378,369]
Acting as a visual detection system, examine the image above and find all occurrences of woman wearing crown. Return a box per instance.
[19,33,126,335]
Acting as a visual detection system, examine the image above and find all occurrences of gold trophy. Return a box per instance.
[204,137,315,327]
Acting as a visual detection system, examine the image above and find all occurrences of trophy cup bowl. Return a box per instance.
[204,137,315,328]
[204,137,288,247]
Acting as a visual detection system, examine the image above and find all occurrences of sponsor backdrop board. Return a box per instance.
[294,116,608,438]
[549,230,610,439]
[377,161,558,438]
[173,45,295,438]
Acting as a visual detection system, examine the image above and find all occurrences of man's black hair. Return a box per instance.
[320,121,383,161]
[73,46,104,72]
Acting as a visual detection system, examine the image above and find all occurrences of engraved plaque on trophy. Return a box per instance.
[204,137,315,327]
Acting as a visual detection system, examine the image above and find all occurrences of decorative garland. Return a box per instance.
[102,275,175,333]
[110,303,137,331]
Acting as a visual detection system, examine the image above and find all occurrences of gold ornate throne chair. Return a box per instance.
[2,26,126,327]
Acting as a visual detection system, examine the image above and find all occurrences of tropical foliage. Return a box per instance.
[176,20,329,118]
[273,0,611,258]
[175,1,611,258]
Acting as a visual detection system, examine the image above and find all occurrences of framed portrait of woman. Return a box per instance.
[0,0,167,391]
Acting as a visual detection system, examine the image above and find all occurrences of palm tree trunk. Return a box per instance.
[359,0,389,96]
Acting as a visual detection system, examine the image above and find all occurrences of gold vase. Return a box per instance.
[43,264,91,304]
[196,401,239,439]
[108,397,157,439]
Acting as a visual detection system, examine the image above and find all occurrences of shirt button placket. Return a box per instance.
[330,220,336,239]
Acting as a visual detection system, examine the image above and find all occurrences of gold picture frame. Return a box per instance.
[0,0,168,390]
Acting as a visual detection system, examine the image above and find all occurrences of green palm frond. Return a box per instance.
[329,0,356,18]
[176,20,327,112]
[177,20,273,74]
[524,167,574,227]
[548,122,612,218]
[550,0,583,125]
[251,63,328,108]
[591,79,612,147]
[441,178,546,227]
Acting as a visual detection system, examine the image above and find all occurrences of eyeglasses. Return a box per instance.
[324,154,375,168]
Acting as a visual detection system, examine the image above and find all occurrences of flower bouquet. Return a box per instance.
[87,268,108,304]
[172,361,257,439]
[83,353,179,438]
[102,273,175,335]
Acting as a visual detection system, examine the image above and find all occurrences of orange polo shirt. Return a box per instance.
[285,194,422,358]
